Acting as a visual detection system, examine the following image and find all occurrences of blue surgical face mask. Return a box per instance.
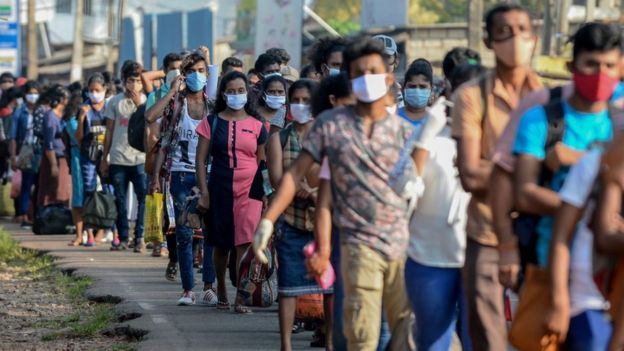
[186,71,207,92]
[404,88,431,108]
[328,68,341,76]
[225,93,247,111]
[263,72,281,79]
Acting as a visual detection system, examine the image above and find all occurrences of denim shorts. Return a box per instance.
[276,222,333,297]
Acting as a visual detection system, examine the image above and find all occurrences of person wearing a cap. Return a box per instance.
[373,34,400,73]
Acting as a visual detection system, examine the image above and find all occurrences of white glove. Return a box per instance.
[414,96,448,151]
[253,218,274,264]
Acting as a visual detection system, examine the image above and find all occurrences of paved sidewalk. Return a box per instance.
[5,221,318,351]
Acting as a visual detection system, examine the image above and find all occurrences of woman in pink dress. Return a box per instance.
[195,71,267,314]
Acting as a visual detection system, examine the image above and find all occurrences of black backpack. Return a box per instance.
[128,103,146,152]
[33,204,74,235]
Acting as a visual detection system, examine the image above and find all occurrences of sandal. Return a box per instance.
[152,244,162,257]
[216,300,230,310]
[234,304,253,314]
[165,262,178,281]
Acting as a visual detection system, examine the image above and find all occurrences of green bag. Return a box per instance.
[83,191,117,229]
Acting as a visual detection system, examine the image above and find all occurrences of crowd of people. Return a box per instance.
[2,3,624,351]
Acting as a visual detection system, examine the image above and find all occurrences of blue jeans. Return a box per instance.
[565,310,612,351]
[331,227,390,351]
[404,258,472,351]
[110,164,147,243]
[17,170,37,216]
[170,172,215,291]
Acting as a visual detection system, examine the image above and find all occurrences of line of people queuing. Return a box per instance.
[2,3,624,350]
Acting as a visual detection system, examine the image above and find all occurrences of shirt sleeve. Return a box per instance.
[492,88,551,172]
[319,156,331,180]
[195,117,211,140]
[270,107,286,128]
[8,108,19,140]
[104,95,117,120]
[512,106,548,160]
[301,116,327,163]
[451,83,483,141]
[43,114,56,151]
[559,150,601,208]
[145,91,157,110]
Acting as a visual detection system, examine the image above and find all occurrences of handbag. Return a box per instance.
[509,265,560,351]
[83,191,118,229]
[295,294,325,321]
[10,170,21,199]
[249,160,270,201]
[236,243,277,307]
[16,143,35,170]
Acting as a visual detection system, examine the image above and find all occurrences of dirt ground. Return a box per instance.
[0,260,134,351]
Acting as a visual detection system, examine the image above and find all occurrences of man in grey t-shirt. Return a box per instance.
[101,61,148,252]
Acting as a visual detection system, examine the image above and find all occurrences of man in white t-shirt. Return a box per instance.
[547,150,613,349]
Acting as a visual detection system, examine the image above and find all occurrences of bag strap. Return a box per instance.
[207,114,219,165]
[279,123,293,150]
[538,97,565,186]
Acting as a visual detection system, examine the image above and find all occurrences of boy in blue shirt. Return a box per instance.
[512,22,622,350]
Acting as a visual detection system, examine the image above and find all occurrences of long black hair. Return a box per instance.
[257,75,288,109]
[311,72,351,117]
[214,71,255,116]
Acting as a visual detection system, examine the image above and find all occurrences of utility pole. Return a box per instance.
[70,0,84,82]
[26,0,37,79]
[105,0,115,73]
[542,0,552,55]
[586,0,596,21]
[555,0,571,56]
[468,0,484,56]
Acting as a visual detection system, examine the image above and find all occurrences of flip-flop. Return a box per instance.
[234,304,253,314]
[216,300,230,310]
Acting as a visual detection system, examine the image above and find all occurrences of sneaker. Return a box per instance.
[20,222,33,230]
[177,291,196,306]
[110,241,129,251]
[199,288,218,306]
[84,240,96,247]
[134,239,146,253]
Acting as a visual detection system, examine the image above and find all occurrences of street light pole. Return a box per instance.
[468,0,484,56]
[26,0,37,79]
[70,0,84,82]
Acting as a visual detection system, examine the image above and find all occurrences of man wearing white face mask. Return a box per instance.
[451,4,542,350]
[299,37,416,351]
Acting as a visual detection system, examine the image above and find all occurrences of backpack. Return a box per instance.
[128,104,147,152]
[33,204,74,235]
[236,244,277,307]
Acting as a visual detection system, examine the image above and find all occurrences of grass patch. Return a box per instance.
[108,344,137,351]
[0,230,129,345]
[72,304,115,337]
[0,231,54,276]
[55,273,92,301]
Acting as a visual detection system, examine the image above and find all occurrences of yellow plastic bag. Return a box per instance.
[144,192,164,243]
